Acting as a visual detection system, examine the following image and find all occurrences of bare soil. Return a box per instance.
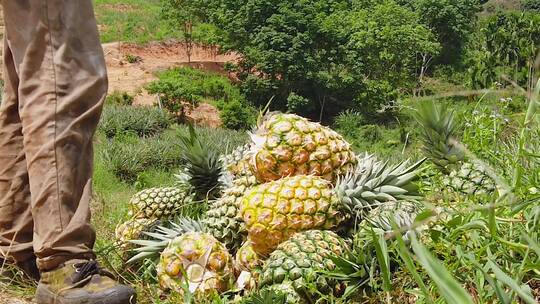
[104,41,239,105]
[103,41,240,127]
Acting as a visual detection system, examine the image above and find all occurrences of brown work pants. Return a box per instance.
[0,0,107,271]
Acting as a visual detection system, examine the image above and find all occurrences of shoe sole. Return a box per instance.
[35,284,137,304]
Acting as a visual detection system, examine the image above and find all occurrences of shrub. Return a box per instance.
[98,105,172,138]
[218,99,257,130]
[359,124,383,143]
[147,67,250,123]
[106,91,134,106]
[333,110,366,138]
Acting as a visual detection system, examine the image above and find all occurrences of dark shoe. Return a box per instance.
[35,260,136,304]
[0,257,40,282]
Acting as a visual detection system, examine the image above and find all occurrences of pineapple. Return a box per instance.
[114,218,158,253]
[128,187,194,219]
[259,230,349,300]
[157,232,234,296]
[362,200,421,242]
[443,162,496,195]
[234,241,262,291]
[414,102,495,195]
[235,241,263,273]
[203,175,258,253]
[249,112,357,183]
[221,143,252,177]
[128,126,226,220]
[240,157,424,256]
[128,217,206,263]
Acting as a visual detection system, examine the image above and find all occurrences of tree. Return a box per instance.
[466,12,540,89]
[207,0,439,121]
[398,0,481,64]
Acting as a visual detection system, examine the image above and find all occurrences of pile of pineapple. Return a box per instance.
[114,109,495,302]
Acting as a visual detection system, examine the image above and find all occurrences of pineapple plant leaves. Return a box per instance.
[240,289,287,304]
[176,124,225,200]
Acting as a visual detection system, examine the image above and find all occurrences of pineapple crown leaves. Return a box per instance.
[413,101,465,172]
[176,124,224,200]
[127,217,206,263]
[336,156,426,221]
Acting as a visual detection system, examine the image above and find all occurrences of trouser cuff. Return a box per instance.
[37,252,96,272]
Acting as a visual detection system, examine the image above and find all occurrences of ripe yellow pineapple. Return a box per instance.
[249,112,357,182]
[157,232,234,296]
[233,241,263,290]
[240,156,424,256]
[114,218,157,253]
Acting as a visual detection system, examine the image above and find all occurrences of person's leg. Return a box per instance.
[3,1,136,302]
[2,0,106,271]
[0,30,36,267]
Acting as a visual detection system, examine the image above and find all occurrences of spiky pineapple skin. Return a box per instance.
[444,162,496,195]
[157,232,233,296]
[222,144,252,176]
[234,241,263,273]
[114,218,157,252]
[128,187,193,219]
[250,113,356,183]
[259,230,348,297]
[204,175,258,252]
[240,175,343,256]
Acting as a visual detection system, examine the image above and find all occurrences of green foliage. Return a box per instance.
[205,0,439,120]
[98,105,172,138]
[97,125,247,183]
[217,99,256,130]
[399,0,481,64]
[147,67,256,129]
[466,11,540,88]
[106,91,135,106]
[522,0,540,11]
[94,0,184,43]
[333,110,366,139]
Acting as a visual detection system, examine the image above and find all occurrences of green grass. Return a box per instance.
[94,0,184,43]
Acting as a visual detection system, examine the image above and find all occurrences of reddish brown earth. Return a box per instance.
[103,41,240,127]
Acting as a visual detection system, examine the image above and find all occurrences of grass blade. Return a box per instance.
[487,260,537,304]
[410,235,474,304]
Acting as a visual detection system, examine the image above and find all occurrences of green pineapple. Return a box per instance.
[414,102,496,195]
[258,230,349,301]
[128,187,194,219]
[128,126,225,220]
[203,174,258,253]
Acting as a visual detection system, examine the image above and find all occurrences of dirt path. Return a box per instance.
[104,41,239,106]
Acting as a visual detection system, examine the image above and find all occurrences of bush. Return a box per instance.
[359,124,383,143]
[333,110,366,138]
[218,99,257,130]
[98,133,184,183]
[106,91,134,106]
[98,105,172,138]
[147,67,250,123]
